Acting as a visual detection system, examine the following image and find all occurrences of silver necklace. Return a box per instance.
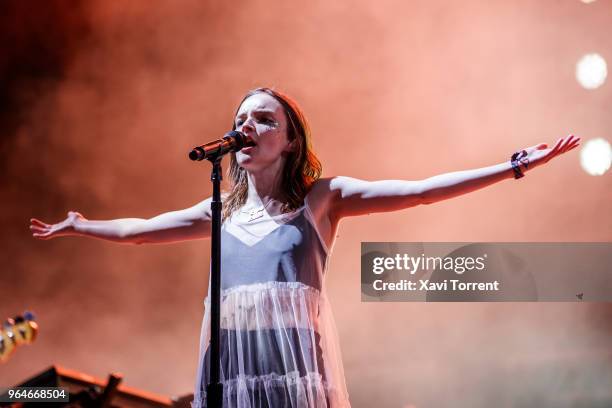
[240,200,276,222]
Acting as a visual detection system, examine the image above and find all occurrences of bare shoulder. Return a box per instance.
[304,177,346,246]
[306,176,357,219]
[305,177,336,216]
[311,176,364,197]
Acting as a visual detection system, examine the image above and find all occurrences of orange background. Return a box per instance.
[1,1,611,406]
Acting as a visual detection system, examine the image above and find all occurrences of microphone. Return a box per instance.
[188,131,255,161]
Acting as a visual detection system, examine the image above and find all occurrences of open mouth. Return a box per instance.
[241,137,257,151]
[243,135,257,147]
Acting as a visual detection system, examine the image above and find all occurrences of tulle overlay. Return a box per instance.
[192,203,350,407]
[192,283,349,407]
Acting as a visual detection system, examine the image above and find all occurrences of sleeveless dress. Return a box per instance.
[191,197,351,408]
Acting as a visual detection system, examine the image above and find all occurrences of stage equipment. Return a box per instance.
[0,365,193,408]
[0,312,38,363]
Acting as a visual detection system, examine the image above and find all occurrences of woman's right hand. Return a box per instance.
[30,211,86,240]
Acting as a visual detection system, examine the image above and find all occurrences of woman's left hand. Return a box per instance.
[518,134,581,172]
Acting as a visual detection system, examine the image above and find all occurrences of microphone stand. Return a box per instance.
[189,131,251,407]
[206,156,223,407]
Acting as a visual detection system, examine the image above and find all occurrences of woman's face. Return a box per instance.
[234,93,293,172]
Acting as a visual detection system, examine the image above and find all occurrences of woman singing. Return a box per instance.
[30,87,580,408]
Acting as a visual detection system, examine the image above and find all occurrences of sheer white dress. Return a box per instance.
[191,196,351,408]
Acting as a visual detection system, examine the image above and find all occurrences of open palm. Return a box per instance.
[30,211,85,240]
[521,134,581,170]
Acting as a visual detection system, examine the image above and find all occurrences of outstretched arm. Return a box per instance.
[30,198,212,244]
[328,135,580,219]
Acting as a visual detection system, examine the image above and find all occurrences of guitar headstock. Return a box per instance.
[0,311,38,363]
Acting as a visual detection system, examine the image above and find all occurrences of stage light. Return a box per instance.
[579,0,597,3]
[580,138,611,176]
[576,53,607,89]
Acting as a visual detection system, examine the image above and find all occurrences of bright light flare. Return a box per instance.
[576,53,607,90]
[580,138,611,176]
